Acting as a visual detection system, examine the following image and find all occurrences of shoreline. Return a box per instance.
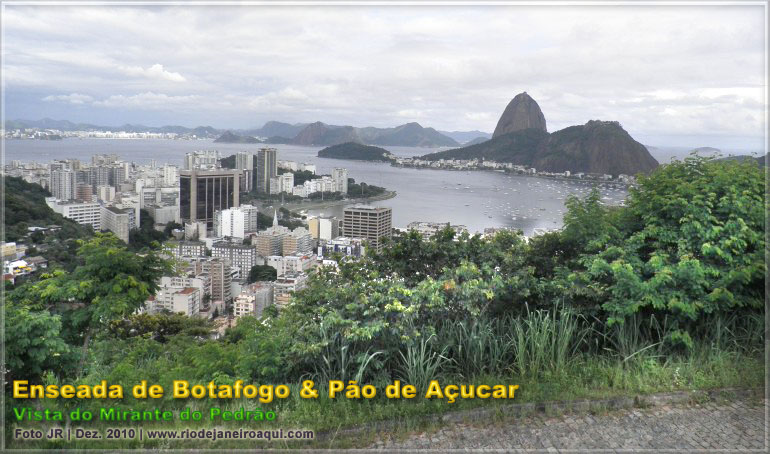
[271,190,397,212]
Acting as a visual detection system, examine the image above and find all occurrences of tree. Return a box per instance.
[248,264,277,283]
[10,233,170,376]
[569,156,765,347]
[5,303,70,382]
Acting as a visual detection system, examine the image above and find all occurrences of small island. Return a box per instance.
[317,142,394,162]
[214,130,260,144]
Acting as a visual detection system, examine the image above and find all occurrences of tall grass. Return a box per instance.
[510,305,589,377]
[314,323,382,383]
[397,333,449,391]
[439,317,512,378]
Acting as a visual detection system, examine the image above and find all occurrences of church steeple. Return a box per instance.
[273,208,278,228]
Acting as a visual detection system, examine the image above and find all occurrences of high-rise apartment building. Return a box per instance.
[100,206,135,243]
[215,207,246,239]
[50,169,77,200]
[343,205,392,252]
[255,148,277,194]
[183,150,220,170]
[179,169,241,228]
[211,242,258,278]
[332,168,348,194]
[282,227,313,255]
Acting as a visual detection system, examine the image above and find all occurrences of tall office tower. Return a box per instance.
[50,169,77,200]
[343,205,393,252]
[179,169,241,228]
[255,148,278,194]
[332,168,348,194]
[235,152,254,192]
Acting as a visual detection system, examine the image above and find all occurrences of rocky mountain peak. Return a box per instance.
[492,92,547,138]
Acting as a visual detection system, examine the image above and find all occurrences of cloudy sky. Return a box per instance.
[2,4,766,149]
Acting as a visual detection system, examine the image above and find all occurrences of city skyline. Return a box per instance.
[2,4,765,150]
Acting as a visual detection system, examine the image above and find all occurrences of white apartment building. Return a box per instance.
[332,168,348,194]
[145,287,200,316]
[215,208,246,239]
[211,242,258,279]
[266,254,315,277]
[46,198,101,230]
[50,169,77,200]
[100,205,135,243]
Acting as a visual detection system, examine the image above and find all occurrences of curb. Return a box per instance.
[315,387,763,442]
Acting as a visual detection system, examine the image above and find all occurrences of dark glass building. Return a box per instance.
[180,169,241,228]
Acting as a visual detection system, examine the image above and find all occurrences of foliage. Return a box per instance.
[128,209,169,250]
[3,176,92,269]
[247,264,277,283]
[5,303,71,382]
[566,155,765,347]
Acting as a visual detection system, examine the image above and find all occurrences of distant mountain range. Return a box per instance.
[422,92,659,176]
[216,121,461,147]
[4,118,222,137]
[438,130,492,144]
[7,117,482,148]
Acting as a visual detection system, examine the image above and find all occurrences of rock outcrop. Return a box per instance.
[492,92,547,138]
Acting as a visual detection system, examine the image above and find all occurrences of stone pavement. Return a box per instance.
[370,396,766,451]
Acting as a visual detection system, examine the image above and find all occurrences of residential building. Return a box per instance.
[190,258,232,303]
[343,205,392,252]
[215,207,246,239]
[183,150,220,170]
[273,272,308,307]
[282,227,313,255]
[318,237,366,259]
[308,216,340,241]
[50,169,76,200]
[75,183,93,202]
[266,254,315,277]
[255,147,277,194]
[211,242,258,278]
[100,205,135,243]
[163,241,207,259]
[233,282,274,318]
[46,198,101,230]
[235,152,254,193]
[332,168,348,194]
[146,287,200,317]
[406,221,468,240]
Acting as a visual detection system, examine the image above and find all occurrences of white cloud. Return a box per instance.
[93,92,198,109]
[2,5,766,147]
[42,93,94,104]
[119,64,186,82]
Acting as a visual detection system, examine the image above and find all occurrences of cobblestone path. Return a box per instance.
[370,396,766,451]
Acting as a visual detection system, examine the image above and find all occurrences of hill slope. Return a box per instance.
[317,142,393,161]
[421,121,659,176]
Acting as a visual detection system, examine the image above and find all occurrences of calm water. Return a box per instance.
[3,138,628,235]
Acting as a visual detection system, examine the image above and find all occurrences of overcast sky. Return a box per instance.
[2,4,766,149]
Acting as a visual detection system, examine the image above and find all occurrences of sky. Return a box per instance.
[2,3,766,150]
